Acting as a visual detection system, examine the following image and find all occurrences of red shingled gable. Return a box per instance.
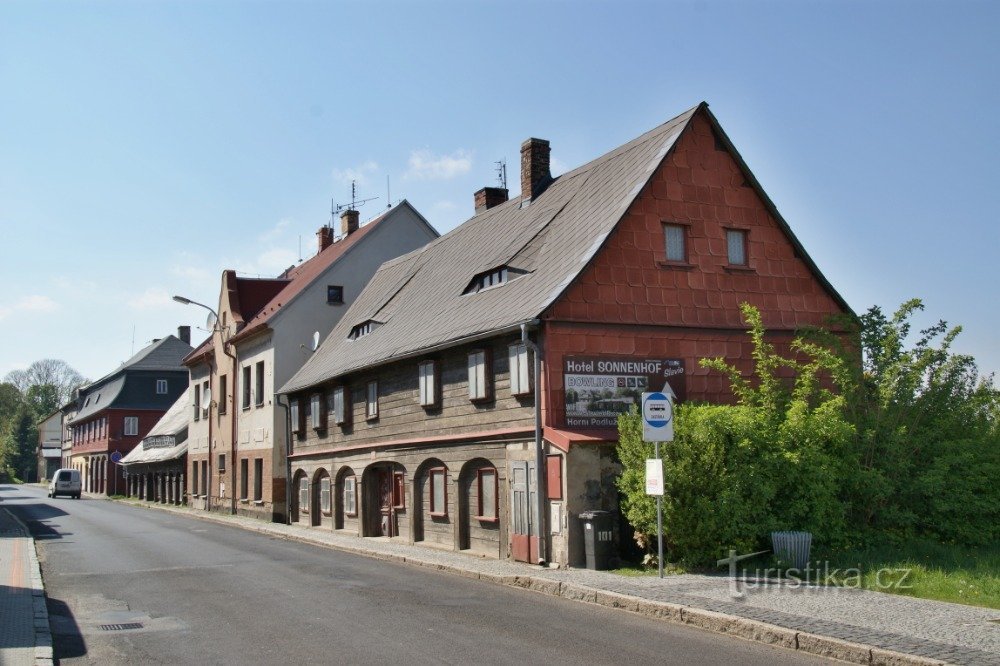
[229,210,390,344]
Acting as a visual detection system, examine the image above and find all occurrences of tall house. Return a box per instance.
[36,410,62,481]
[68,329,193,495]
[183,201,439,522]
[279,102,851,567]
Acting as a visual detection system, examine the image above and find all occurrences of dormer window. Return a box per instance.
[349,320,381,340]
[463,266,525,295]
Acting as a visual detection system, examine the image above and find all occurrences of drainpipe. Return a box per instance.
[221,343,238,515]
[520,320,546,565]
[275,394,292,525]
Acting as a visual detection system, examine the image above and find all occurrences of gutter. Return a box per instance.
[280,320,540,397]
[275,395,292,524]
[520,319,546,565]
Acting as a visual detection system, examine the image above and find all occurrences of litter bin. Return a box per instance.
[579,510,614,570]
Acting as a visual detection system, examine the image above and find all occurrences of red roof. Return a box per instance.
[229,210,391,344]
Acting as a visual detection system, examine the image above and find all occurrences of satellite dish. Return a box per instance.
[203,388,212,406]
[310,331,320,352]
[206,311,218,331]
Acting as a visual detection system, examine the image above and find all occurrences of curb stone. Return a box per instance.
[106,498,960,666]
[3,509,53,666]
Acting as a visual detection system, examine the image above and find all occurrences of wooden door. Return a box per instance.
[510,461,538,562]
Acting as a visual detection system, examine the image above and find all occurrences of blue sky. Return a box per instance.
[1,1,997,382]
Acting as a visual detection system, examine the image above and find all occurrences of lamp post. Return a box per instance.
[173,294,223,512]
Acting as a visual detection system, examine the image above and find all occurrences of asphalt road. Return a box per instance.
[2,484,828,665]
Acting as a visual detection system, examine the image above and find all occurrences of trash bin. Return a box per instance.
[579,510,614,570]
[771,531,812,569]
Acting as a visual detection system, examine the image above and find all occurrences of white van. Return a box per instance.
[48,468,81,499]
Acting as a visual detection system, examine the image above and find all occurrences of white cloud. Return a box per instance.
[128,288,172,311]
[247,247,299,277]
[332,160,379,187]
[258,218,291,243]
[405,149,472,180]
[0,294,58,321]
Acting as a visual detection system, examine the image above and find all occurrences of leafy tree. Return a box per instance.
[4,359,86,406]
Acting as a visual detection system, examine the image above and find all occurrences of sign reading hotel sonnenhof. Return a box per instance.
[563,356,685,428]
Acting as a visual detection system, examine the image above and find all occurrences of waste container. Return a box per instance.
[771,531,812,569]
[579,510,614,570]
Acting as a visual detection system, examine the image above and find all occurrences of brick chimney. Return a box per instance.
[340,209,360,236]
[317,225,334,252]
[474,187,509,214]
[520,137,551,203]
[177,326,191,345]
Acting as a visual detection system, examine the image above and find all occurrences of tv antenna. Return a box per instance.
[332,181,378,218]
[496,160,507,190]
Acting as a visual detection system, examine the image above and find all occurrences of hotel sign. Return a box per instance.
[563,356,685,428]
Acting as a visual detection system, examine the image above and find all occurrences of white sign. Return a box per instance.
[642,391,674,442]
[645,458,664,496]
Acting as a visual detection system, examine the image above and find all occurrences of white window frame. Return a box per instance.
[429,468,447,517]
[320,477,331,514]
[418,360,437,408]
[509,343,532,396]
[156,378,168,394]
[726,228,748,266]
[664,223,686,262]
[290,400,300,434]
[298,477,309,514]
[366,381,379,420]
[123,416,138,437]
[344,476,357,516]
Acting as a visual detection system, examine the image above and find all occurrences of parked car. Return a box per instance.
[48,468,81,499]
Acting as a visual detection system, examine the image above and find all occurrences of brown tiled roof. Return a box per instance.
[228,206,400,345]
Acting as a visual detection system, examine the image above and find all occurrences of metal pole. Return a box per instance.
[655,440,663,579]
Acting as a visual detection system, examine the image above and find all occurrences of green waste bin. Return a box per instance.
[579,510,614,570]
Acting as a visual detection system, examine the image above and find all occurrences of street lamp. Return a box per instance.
[172,295,219,330]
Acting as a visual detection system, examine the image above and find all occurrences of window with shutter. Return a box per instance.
[467,350,492,401]
[418,360,438,407]
[331,386,349,425]
[509,343,532,396]
[477,468,498,521]
[344,476,357,516]
[366,381,379,420]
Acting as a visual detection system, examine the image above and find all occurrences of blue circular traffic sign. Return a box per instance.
[643,392,673,427]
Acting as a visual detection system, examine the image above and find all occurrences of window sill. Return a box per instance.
[242,406,251,412]
[429,512,448,519]
[253,500,264,506]
[345,512,358,518]
[239,498,249,504]
[657,260,695,271]
[255,402,265,408]
[510,391,532,398]
[475,516,499,524]
[724,265,756,274]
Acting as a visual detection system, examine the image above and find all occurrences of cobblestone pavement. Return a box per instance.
[0,507,52,666]
[112,498,1000,665]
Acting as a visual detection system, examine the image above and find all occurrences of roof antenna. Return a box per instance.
[496,159,507,190]
[333,181,378,216]
[386,175,391,209]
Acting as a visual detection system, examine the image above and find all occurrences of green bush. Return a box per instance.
[617,299,1000,568]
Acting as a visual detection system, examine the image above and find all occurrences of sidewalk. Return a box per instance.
[115,498,1000,665]
[0,508,52,666]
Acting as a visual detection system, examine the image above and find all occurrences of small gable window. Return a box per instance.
[350,320,380,340]
[664,224,687,263]
[156,379,168,394]
[327,285,344,305]
[726,229,748,266]
[464,265,526,295]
